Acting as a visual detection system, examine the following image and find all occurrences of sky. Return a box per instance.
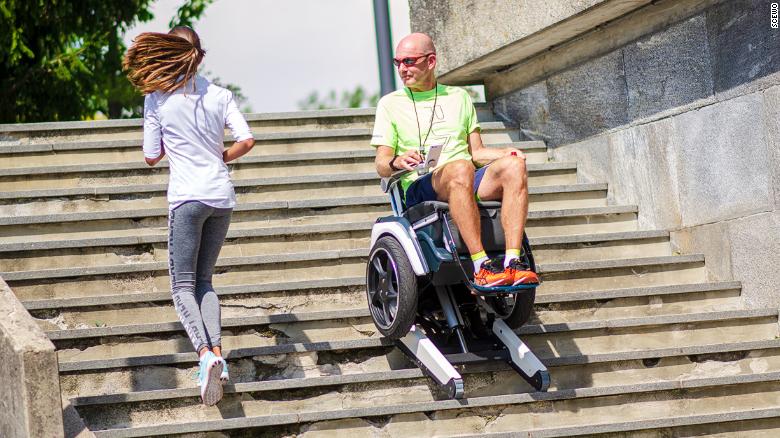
[125,0,411,113]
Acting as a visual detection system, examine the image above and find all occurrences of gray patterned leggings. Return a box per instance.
[168,201,232,353]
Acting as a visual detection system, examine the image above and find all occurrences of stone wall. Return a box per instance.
[409,0,615,78]
[487,0,780,307]
[0,277,64,437]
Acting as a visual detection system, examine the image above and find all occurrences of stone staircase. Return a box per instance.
[2,106,780,437]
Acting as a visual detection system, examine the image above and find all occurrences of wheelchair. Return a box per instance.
[365,169,550,399]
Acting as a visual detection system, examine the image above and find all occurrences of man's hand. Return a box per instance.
[504,147,526,160]
[394,150,423,171]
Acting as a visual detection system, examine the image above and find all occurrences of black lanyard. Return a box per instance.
[410,83,438,158]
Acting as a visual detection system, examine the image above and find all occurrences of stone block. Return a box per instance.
[671,92,773,227]
[608,118,681,230]
[624,14,713,120]
[0,277,63,438]
[491,81,549,141]
[551,134,611,186]
[670,221,732,282]
[706,0,780,93]
[546,50,629,146]
[762,84,780,210]
[728,211,780,308]
[409,0,606,76]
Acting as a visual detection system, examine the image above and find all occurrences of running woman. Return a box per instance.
[123,26,255,406]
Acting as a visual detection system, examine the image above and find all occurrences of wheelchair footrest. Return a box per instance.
[471,282,538,295]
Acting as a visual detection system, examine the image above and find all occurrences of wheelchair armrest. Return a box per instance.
[381,170,413,193]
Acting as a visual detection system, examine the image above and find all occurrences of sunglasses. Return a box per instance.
[393,53,434,67]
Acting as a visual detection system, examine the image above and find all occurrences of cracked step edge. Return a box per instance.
[85,371,780,438]
[0,203,638,227]
[0,181,606,202]
[45,307,774,341]
[1,148,566,178]
[2,252,703,282]
[56,310,778,372]
[24,279,740,311]
[0,124,524,154]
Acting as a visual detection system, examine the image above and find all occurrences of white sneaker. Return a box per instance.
[198,352,224,406]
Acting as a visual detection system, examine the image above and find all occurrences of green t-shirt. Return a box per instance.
[370,84,480,192]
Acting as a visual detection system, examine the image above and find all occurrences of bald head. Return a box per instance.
[396,33,436,56]
[394,33,438,91]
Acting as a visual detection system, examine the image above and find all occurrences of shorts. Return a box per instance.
[404,165,489,208]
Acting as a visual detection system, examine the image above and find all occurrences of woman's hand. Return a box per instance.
[223,137,256,163]
[145,143,165,166]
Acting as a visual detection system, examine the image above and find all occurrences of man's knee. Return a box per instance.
[497,156,528,186]
[444,160,476,191]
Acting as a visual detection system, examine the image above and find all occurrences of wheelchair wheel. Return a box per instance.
[366,236,418,340]
[489,233,537,329]
[490,290,536,329]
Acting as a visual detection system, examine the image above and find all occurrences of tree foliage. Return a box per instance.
[0,0,215,123]
[298,85,379,111]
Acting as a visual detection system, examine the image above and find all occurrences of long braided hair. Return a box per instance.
[123,26,206,95]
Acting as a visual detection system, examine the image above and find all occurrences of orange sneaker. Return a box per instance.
[474,258,512,287]
[507,258,540,285]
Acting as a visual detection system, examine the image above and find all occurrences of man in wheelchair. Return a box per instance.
[371,33,539,288]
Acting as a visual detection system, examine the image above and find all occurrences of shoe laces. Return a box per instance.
[507,257,530,271]
[480,257,504,274]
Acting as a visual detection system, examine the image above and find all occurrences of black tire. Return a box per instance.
[366,235,418,340]
[496,233,537,329]
[498,289,536,329]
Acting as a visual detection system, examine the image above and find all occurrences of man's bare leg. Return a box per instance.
[431,160,483,255]
[476,155,529,252]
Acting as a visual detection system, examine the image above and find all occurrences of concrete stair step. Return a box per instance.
[0,162,577,199]
[67,346,780,436]
[32,281,742,339]
[0,229,669,275]
[0,224,666,258]
[532,415,780,438]
[0,124,535,168]
[27,277,368,310]
[54,307,775,371]
[44,296,748,361]
[1,149,378,177]
[58,324,775,400]
[7,253,703,303]
[69,343,776,407]
[0,121,518,153]
[78,381,780,437]
[0,182,607,217]
[0,108,379,146]
[0,204,639,246]
[22,264,737,310]
[0,106,494,144]
[38,278,741,336]
[0,107,500,148]
[198,380,780,438]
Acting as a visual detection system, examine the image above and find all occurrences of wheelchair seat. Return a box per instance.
[404,200,502,224]
[404,200,507,255]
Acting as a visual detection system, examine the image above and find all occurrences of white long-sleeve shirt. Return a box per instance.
[143,75,253,210]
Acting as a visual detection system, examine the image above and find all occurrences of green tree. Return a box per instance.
[0,0,215,123]
[298,85,379,110]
